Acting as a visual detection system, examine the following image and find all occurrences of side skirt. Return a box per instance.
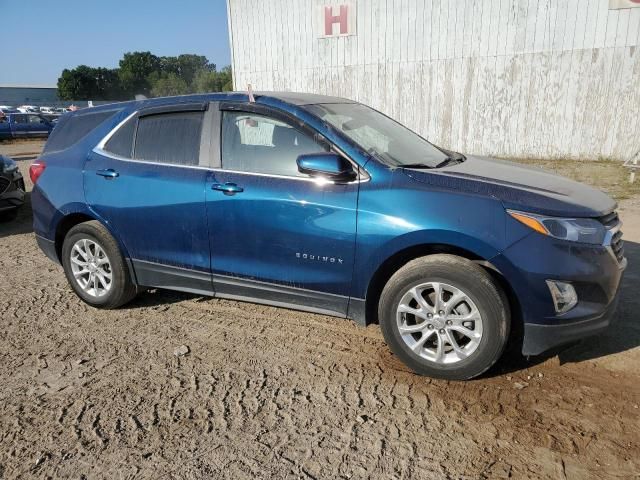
[131,259,354,320]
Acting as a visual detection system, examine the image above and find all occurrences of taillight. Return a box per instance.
[29,160,46,184]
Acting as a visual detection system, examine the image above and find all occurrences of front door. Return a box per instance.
[206,106,360,316]
[84,105,213,294]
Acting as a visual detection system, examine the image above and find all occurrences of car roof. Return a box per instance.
[65,91,357,118]
[251,91,355,105]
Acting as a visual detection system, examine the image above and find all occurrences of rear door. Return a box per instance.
[85,103,214,294]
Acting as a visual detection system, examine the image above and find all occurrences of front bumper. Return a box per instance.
[492,229,627,356]
[0,171,25,212]
[522,289,621,355]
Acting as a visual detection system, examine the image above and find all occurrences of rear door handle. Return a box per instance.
[212,182,243,195]
[96,169,119,179]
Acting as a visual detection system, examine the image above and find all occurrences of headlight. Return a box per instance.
[508,210,606,244]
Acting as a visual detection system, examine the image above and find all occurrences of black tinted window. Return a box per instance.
[104,116,136,158]
[14,115,27,124]
[44,110,117,153]
[134,112,203,166]
[221,111,327,177]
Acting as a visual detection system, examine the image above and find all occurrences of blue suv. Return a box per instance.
[31,92,626,380]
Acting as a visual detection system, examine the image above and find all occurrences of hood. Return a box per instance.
[403,156,616,218]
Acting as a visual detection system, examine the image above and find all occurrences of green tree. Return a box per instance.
[57,66,122,100]
[57,51,232,100]
[160,54,214,87]
[192,66,233,93]
[150,73,190,97]
[118,51,161,97]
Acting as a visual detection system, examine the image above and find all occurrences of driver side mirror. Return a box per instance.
[297,153,357,183]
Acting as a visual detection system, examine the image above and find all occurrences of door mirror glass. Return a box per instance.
[297,153,357,182]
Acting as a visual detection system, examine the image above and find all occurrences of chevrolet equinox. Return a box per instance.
[30,92,626,380]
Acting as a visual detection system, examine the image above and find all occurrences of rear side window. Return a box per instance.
[44,110,117,153]
[133,112,203,166]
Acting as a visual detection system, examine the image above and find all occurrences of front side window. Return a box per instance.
[28,115,44,124]
[13,115,27,124]
[133,112,203,166]
[221,111,328,177]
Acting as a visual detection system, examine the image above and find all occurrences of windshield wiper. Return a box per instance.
[435,153,466,168]
[399,162,434,169]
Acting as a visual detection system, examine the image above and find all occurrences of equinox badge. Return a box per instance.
[296,252,344,264]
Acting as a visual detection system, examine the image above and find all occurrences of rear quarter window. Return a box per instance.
[104,115,136,158]
[44,109,119,153]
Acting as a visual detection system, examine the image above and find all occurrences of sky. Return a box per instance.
[0,0,232,85]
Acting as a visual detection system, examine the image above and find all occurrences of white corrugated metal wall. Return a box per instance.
[227,0,640,161]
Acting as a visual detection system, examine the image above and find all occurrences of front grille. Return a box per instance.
[0,177,9,195]
[598,211,624,263]
[611,229,624,263]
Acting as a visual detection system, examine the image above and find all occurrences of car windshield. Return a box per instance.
[305,103,448,168]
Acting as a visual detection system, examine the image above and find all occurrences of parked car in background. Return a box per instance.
[0,112,54,140]
[41,114,62,124]
[54,107,69,114]
[40,106,56,114]
[17,105,39,113]
[30,92,626,380]
[0,155,25,221]
[0,106,18,119]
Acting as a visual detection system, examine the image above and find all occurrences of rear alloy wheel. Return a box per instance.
[69,238,113,298]
[61,220,137,308]
[379,254,510,380]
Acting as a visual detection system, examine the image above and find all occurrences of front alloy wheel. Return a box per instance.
[396,282,483,364]
[379,254,510,380]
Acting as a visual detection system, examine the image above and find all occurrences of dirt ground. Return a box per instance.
[1,140,638,479]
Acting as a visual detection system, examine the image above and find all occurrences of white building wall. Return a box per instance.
[228,0,640,161]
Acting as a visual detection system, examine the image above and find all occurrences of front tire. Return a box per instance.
[378,254,510,380]
[61,220,137,309]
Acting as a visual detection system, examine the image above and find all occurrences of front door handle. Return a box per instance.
[96,169,119,179]
[212,182,243,195]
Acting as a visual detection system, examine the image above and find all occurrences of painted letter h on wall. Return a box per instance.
[324,5,348,35]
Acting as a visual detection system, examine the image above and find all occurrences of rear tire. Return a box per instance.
[61,220,137,309]
[378,254,510,380]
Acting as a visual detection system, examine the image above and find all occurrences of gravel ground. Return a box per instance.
[1,140,639,479]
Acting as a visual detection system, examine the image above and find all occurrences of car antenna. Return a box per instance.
[247,84,255,103]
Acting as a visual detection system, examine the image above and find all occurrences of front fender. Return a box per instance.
[351,229,502,300]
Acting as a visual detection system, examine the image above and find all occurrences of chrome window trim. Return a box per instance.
[94,110,138,151]
[93,109,371,183]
